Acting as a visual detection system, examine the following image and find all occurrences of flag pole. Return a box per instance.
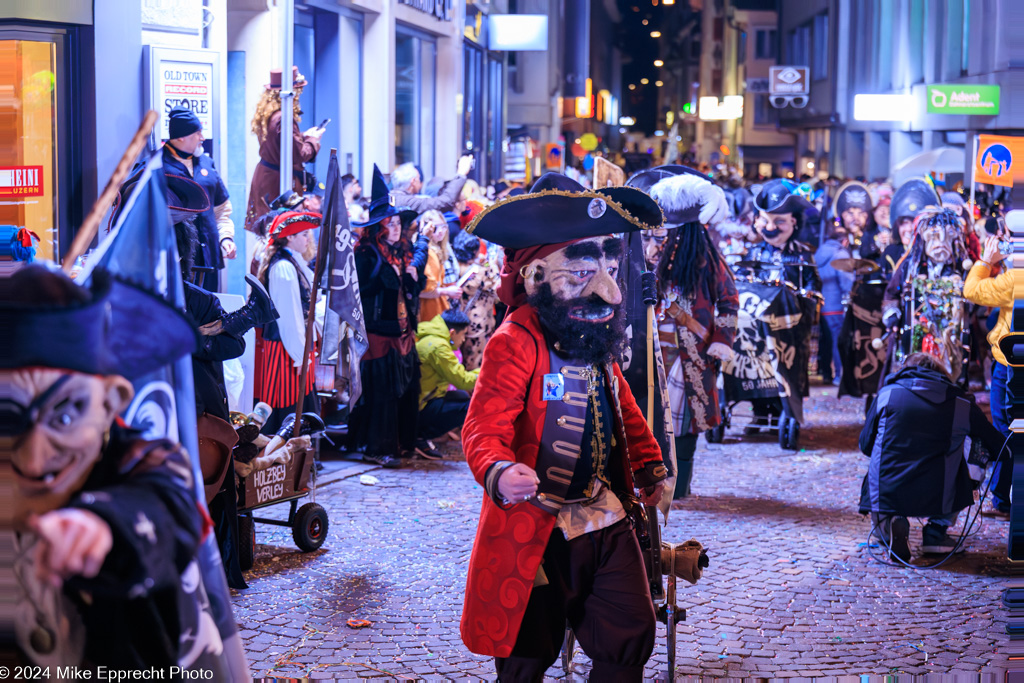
[293,149,337,429]
[62,110,159,273]
[969,133,979,219]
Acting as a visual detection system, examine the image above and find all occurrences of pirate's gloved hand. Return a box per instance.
[882,307,900,329]
[707,342,734,362]
[220,274,280,338]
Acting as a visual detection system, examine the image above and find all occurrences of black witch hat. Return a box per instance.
[465,172,663,249]
[890,177,941,227]
[352,164,409,229]
[1,264,198,381]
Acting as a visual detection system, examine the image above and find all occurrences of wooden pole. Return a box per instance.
[62,110,159,274]
[292,149,337,429]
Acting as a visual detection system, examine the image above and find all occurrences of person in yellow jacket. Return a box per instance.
[962,214,1017,513]
[414,309,480,459]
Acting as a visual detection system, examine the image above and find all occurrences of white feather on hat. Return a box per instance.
[649,173,730,227]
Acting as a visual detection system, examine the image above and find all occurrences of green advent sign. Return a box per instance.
[927,84,1000,115]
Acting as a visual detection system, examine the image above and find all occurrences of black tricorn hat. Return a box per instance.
[352,164,405,229]
[753,179,812,215]
[625,164,708,194]
[832,181,874,218]
[0,265,197,381]
[112,166,210,228]
[465,172,663,249]
[890,177,941,227]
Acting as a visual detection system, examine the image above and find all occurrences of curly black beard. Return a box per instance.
[528,282,628,365]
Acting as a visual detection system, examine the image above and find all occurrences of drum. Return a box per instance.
[721,280,813,424]
[837,280,887,398]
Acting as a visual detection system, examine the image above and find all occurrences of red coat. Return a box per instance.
[459,305,664,658]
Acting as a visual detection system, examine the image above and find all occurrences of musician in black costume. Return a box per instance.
[743,179,821,433]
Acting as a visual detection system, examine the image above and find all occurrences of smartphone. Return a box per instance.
[999,240,1013,255]
[318,118,331,130]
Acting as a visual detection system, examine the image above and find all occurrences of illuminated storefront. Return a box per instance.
[0,28,72,263]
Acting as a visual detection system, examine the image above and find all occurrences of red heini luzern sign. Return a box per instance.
[0,166,44,197]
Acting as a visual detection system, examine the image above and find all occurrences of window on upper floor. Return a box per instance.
[754,29,776,60]
[812,12,828,80]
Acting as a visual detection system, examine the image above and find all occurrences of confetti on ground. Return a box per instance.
[359,474,379,486]
[346,618,372,628]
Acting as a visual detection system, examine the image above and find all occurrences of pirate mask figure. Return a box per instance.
[752,179,811,248]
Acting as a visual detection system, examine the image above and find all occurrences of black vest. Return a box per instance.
[261,249,311,342]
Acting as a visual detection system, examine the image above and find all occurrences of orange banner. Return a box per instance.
[975,134,1024,188]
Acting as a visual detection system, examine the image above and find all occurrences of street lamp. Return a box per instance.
[650,30,661,38]
[655,80,664,87]
[654,59,664,67]
[641,78,649,85]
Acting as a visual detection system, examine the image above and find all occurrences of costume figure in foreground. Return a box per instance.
[2,266,207,669]
[644,168,737,499]
[459,174,668,680]
[882,206,971,382]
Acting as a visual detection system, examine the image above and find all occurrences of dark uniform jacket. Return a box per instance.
[162,144,230,273]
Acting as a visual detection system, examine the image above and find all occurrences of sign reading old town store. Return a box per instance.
[399,0,454,21]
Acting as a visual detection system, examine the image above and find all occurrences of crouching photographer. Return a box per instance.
[858,353,1005,563]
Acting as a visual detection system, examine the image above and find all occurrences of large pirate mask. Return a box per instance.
[523,236,628,364]
[752,180,809,248]
[641,228,669,267]
[465,172,662,364]
[918,210,961,265]
[4,368,133,527]
[1,265,198,530]
[758,212,797,248]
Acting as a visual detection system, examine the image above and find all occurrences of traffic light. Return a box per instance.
[682,102,693,115]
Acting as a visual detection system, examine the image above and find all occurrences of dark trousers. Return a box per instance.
[418,390,471,440]
[495,520,656,683]
[991,362,1012,507]
[673,433,698,499]
[819,312,843,382]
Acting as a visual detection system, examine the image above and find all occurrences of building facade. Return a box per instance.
[2,0,506,286]
[778,0,1024,184]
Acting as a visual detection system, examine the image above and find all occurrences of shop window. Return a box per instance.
[463,43,483,176]
[787,22,809,67]
[0,37,61,262]
[395,27,436,178]
[487,55,503,183]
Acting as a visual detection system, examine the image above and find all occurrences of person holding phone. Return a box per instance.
[418,209,463,323]
[245,67,324,234]
[390,154,474,215]
[963,209,1020,515]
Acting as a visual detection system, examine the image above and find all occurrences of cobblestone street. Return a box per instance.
[232,383,1014,679]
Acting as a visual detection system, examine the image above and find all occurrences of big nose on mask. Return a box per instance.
[582,268,622,306]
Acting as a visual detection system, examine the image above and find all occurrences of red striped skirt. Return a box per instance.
[256,338,317,408]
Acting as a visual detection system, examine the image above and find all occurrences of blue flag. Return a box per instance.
[82,152,251,679]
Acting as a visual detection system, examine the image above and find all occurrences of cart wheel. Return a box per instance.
[706,423,725,444]
[786,419,801,450]
[238,514,255,571]
[293,502,329,552]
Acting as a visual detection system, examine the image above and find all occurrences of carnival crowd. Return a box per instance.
[5,65,1018,677]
